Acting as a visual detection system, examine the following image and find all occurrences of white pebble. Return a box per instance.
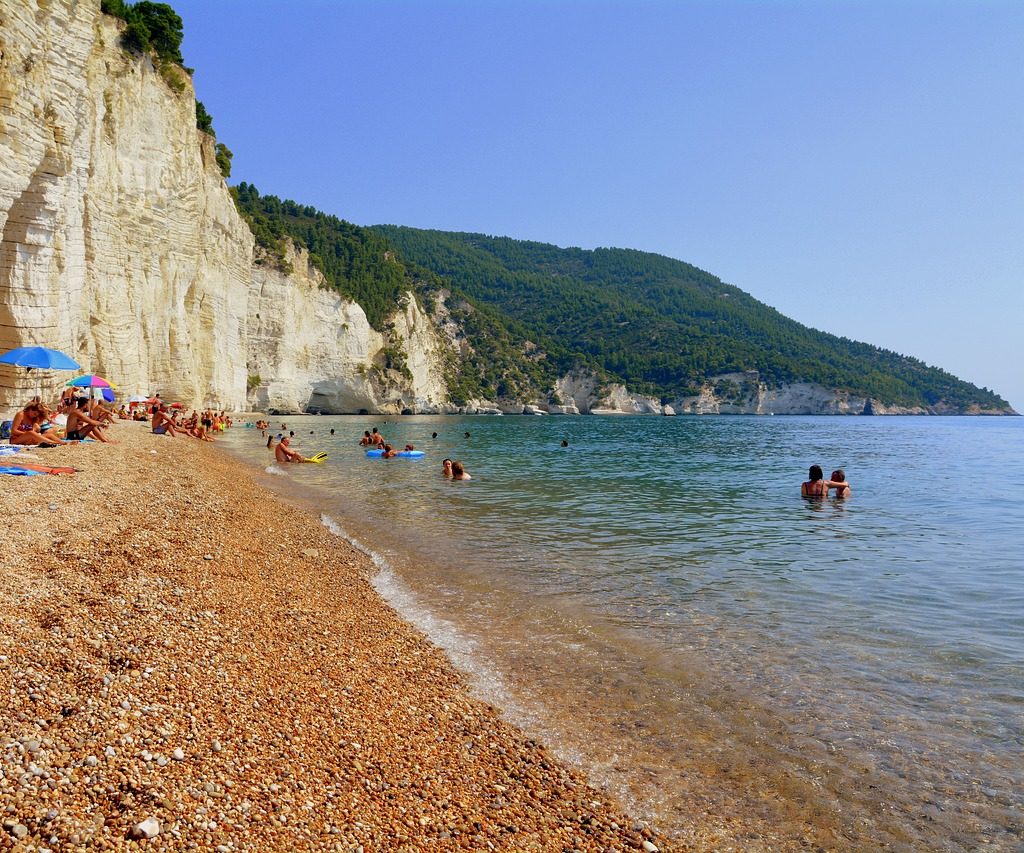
[172,747,185,761]
[132,816,161,839]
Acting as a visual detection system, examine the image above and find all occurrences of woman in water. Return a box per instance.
[441,458,453,478]
[451,461,472,480]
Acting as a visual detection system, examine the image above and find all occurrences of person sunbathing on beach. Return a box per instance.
[67,398,115,442]
[10,402,65,446]
[151,405,179,437]
[88,399,116,425]
[275,436,314,463]
[2,461,77,475]
[451,461,472,480]
[180,412,214,442]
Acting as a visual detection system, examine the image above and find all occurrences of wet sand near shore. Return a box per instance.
[0,422,677,851]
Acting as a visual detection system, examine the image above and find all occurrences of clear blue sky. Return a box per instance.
[172,0,1024,411]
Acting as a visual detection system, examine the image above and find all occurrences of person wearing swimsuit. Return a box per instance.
[802,464,853,498]
[10,403,64,446]
[802,465,829,497]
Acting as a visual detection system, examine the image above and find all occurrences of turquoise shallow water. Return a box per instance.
[222,415,1023,850]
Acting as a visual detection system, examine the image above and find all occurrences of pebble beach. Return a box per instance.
[0,422,673,852]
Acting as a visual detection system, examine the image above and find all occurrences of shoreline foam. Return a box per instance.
[0,421,674,851]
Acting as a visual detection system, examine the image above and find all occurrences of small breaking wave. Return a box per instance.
[319,512,516,712]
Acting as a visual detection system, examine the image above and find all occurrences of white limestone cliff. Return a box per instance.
[246,243,450,414]
[0,1,252,408]
[0,0,452,416]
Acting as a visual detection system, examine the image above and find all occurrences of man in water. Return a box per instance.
[830,469,852,498]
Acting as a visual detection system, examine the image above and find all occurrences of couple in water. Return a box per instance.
[802,465,851,498]
[441,458,471,480]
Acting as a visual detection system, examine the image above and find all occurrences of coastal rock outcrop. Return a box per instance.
[0,1,1011,416]
[246,243,450,414]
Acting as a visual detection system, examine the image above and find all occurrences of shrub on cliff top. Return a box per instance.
[102,1,184,67]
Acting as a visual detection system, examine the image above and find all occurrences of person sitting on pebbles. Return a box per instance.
[67,398,115,443]
[151,404,179,437]
[9,401,65,446]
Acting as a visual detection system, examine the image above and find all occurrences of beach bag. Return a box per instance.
[0,420,11,439]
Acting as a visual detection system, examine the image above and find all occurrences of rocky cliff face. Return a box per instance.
[246,244,450,415]
[0,0,452,416]
[0,0,253,408]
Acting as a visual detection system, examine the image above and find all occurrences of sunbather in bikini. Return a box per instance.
[10,403,65,446]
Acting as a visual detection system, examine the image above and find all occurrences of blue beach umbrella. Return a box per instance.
[0,346,80,371]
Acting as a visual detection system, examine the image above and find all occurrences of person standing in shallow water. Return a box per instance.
[802,465,829,497]
[830,469,852,498]
[802,465,852,498]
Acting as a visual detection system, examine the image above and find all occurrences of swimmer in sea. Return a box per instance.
[441,458,453,478]
[451,461,472,480]
[802,465,829,497]
[380,443,398,459]
[830,469,852,498]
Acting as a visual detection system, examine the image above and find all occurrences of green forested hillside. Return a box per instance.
[227,183,1007,411]
[371,227,1008,411]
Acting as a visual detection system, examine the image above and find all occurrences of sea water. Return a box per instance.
[221,415,1023,850]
